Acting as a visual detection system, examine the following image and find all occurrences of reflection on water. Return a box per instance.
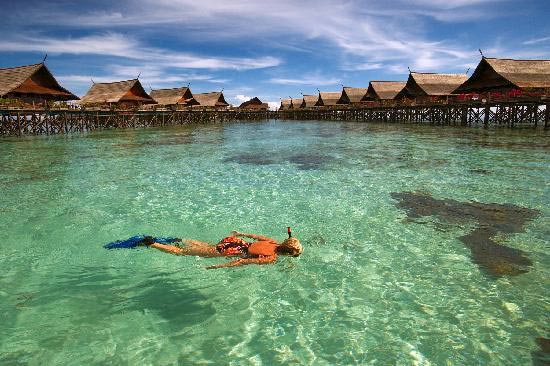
[392,192,540,276]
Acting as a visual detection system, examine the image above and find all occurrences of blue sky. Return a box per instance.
[1,0,549,108]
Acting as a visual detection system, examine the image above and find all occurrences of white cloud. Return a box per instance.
[523,36,550,45]
[0,33,281,71]
[234,94,252,104]
[270,73,341,86]
[267,101,280,111]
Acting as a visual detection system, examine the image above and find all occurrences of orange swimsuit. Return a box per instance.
[216,237,251,255]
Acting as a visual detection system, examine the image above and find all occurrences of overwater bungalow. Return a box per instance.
[80,79,156,109]
[395,72,468,104]
[337,87,368,105]
[316,92,343,107]
[239,97,268,110]
[303,95,318,108]
[0,62,78,107]
[364,81,407,101]
[280,99,292,110]
[192,92,229,109]
[453,57,550,100]
[149,86,198,109]
[291,97,305,109]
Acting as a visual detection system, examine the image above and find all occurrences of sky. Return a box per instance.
[1,0,549,109]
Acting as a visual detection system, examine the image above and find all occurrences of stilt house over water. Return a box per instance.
[0,63,78,107]
[80,79,156,109]
[453,57,550,99]
[238,97,268,110]
[337,87,369,105]
[192,92,229,109]
[291,97,305,109]
[316,92,344,107]
[364,81,407,101]
[280,99,292,110]
[303,95,318,108]
[395,72,468,103]
[149,86,198,109]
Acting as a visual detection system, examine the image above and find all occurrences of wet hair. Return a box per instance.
[280,237,303,257]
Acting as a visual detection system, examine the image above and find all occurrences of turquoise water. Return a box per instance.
[0,120,548,365]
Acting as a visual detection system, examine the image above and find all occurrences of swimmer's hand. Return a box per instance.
[206,259,244,269]
[230,230,241,237]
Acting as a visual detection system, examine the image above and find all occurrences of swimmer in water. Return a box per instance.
[140,229,302,269]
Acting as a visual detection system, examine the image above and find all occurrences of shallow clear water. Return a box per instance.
[0,120,548,365]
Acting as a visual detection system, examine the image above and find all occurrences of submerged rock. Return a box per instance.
[391,191,540,276]
[532,337,550,366]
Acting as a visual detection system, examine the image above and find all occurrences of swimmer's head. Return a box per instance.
[278,237,303,257]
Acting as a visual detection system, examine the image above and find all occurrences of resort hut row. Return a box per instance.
[0,62,78,108]
[79,79,231,110]
[281,57,550,110]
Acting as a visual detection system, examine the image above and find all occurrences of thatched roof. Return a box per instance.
[454,57,550,93]
[339,87,368,104]
[291,97,304,109]
[302,95,318,108]
[193,92,229,107]
[316,92,342,106]
[239,97,268,109]
[150,86,197,106]
[280,99,292,110]
[365,81,406,100]
[80,79,155,104]
[0,62,78,100]
[396,72,468,98]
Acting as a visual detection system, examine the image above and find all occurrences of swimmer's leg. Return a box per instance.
[150,241,223,257]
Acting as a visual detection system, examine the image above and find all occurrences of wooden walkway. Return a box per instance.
[277,101,549,128]
[1,101,548,136]
[0,109,270,136]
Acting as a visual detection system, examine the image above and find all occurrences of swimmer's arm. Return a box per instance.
[206,255,277,269]
[149,243,184,255]
[231,231,277,243]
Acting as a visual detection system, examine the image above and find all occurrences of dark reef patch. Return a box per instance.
[225,151,334,170]
[391,191,540,276]
[288,153,333,170]
[532,337,550,366]
[224,153,277,166]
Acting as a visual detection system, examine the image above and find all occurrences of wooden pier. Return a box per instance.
[1,101,548,137]
[0,109,270,136]
[277,101,549,129]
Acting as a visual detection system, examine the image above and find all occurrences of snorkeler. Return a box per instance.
[140,228,302,269]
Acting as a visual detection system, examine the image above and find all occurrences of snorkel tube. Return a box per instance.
[287,227,292,238]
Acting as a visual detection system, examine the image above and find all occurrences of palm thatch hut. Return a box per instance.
[302,95,318,108]
[239,97,268,110]
[0,62,78,107]
[291,97,304,109]
[280,99,292,110]
[149,86,198,109]
[364,81,406,101]
[338,87,368,105]
[395,72,468,103]
[192,92,229,109]
[453,57,550,98]
[316,92,342,107]
[80,79,156,109]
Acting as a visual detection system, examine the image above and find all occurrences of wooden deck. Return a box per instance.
[1,101,548,136]
[277,101,549,128]
[0,109,270,136]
